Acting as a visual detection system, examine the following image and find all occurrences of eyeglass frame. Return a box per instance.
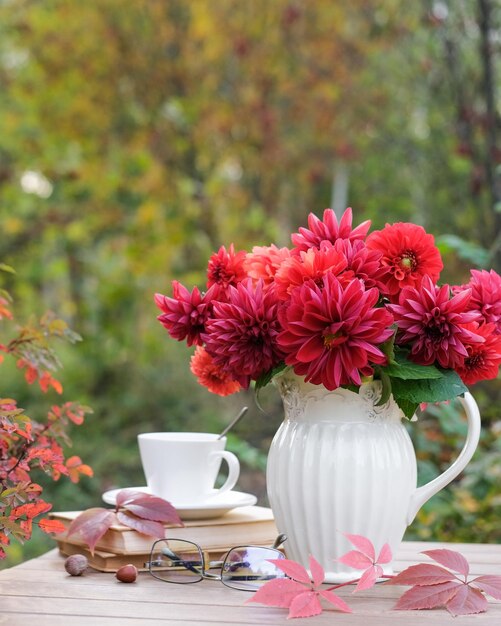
[144,533,287,591]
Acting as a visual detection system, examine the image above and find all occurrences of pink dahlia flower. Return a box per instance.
[366,222,443,297]
[274,242,348,301]
[207,244,247,296]
[244,244,291,285]
[389,276,483,368]
[190,346,242,396]
[277,274,394,390]
[155,282,217,347]
[338,239,388,291]
[202,279,284,388]
[291,207,371,253]
[465,269,501,333]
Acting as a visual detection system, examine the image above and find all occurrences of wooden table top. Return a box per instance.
[0,541,500,625]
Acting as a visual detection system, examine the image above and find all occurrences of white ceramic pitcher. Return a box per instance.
[266,373,481,582]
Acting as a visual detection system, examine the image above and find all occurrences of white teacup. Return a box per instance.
[137,432,240,505]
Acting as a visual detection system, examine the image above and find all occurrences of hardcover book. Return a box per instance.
[51,505,278,556]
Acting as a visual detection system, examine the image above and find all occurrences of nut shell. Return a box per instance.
[64,554,88,576]
[116,564,138,583]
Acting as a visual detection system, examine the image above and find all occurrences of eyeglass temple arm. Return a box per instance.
[272,533,287,549]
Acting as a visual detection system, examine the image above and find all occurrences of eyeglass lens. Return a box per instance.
[149,539,204,583]
[221,546,286,591]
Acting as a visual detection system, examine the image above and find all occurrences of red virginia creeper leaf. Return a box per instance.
[338,550,373,570]
[394,581,461,611]
[471,575,501,600]
[421,549,469,577]
[377,543,392,564]
[318,589,352,613]
[343,533,375,560]
[246,578,308,608]
[116,510,165,538]
[120,494,183,526]
[446,585,487,616]
[385,563,457,587]
[268,558,311,584]
[38,518,66,535]
[115,488,147,507]
[67,507,117,554]
[308,555,324,588]
[355,564,383,591]
[288,591,322,619]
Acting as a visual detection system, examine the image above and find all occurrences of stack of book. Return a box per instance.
[50,505,278,572]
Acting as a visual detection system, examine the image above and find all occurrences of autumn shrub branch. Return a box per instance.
[0,264,92,557]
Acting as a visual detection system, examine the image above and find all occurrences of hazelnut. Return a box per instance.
[116,564,138,583]
[64,554,88,576]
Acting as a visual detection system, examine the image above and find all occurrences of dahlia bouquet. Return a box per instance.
[155,208,501,417]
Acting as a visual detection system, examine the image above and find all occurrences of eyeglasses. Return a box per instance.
[145,534,287,591]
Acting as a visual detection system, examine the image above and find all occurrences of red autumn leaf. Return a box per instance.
[288,591,323,619]
[318,589,352,613]
[12,500,52,519]
[355,564,383,591]
[377,543,392,564]
[65,456,93,483]
[422,548,470,578]
[343,533,375,560]
[394,580,462,611]
[115,488,148,507]
[38,518,66,535]
[246,578,308,608]
[67,507,117,554]
[309,555,324,588]
[116,510,166,538]
[338,550,373,570]
[39,372,63,394]
[117,492,183,526]
[269,557,311,584]
[25,482,43,499]
[385,563,458,587]
[248,555,352,618]
[471,575,501,600]
[337,533,392,592]
[446,584,487,616]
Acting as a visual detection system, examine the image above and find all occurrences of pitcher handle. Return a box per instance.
[406,392,481,525]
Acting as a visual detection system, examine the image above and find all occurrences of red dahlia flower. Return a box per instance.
[190,346,242,396]
[465,269,501,333]
[203,279,285,388]
[291,207,371,253]
[455,323,501,385]
[155,282,217,347]
[207,244,247,296]
[277,274,394,390]
[274,242,348,301]
[366,222,443,297]
[389,277,483,368]
[244,244,291,285]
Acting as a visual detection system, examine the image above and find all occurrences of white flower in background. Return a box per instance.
[20,170,53,198]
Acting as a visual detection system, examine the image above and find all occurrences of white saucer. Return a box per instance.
[101,487,257,520]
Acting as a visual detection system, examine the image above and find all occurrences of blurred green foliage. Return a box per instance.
[0,0,500,566]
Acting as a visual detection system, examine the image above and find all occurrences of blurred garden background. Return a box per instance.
[1,0,500,567]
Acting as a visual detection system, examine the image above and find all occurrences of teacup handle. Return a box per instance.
[210,450,240,497]
[406,392,481,524]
